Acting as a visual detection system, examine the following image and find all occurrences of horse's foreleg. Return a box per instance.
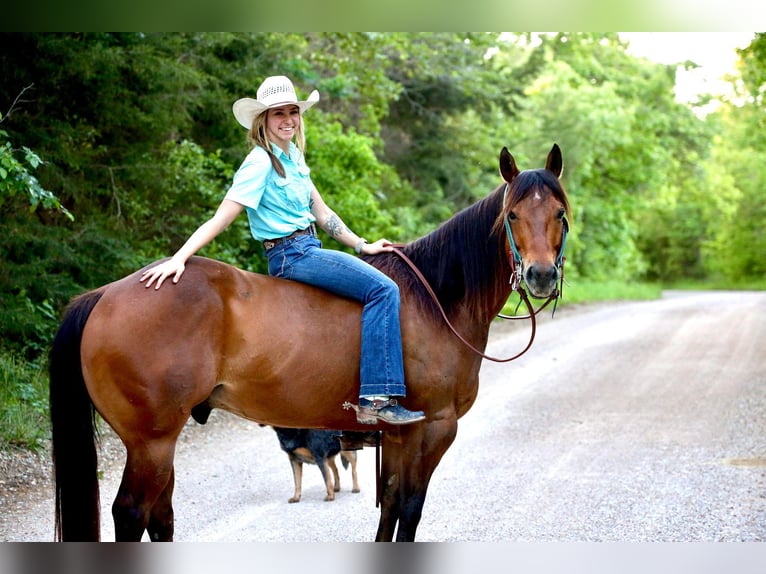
[375,459,427,542]
[147,466,175,542]
[394,491,427,542]
[375,462,400,542]
[112,441,176,541]
[376,419,458,542]
[374,432,401,541]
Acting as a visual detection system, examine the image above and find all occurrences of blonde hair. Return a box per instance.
[247,107,307,178]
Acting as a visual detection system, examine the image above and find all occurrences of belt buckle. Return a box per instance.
[263,240,276,250]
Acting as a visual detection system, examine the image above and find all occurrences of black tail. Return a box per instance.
[49,288,106,541]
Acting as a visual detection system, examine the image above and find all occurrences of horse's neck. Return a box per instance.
[407,229,511,325]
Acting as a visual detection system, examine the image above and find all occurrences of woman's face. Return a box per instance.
[266,104,301,150]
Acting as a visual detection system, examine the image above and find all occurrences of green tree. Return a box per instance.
[490,33,715,283]
[378,33,512,224]
[706,92,766,281]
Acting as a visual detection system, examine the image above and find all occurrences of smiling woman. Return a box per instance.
[139,74,425,428]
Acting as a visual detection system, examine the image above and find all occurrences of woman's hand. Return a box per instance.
[361,239,398,255]
[139,257,186,290]
[138,199,244,290]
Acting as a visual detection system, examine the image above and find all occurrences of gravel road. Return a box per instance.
[2,290,765,543]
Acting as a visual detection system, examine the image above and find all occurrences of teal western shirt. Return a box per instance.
[224,142,316,241]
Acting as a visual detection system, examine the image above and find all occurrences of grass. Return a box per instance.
[499,275,765,317]
[664,277,766,291]
[500,278,663,316]
[559,279,663,304]
[0,353,50,452]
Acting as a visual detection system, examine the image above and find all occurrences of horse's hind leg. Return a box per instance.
[112,440,176,541]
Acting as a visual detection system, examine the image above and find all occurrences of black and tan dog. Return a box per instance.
[272,427,360,503]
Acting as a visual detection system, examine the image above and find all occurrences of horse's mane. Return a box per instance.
[369,168,570,321]
[370,184,509,321]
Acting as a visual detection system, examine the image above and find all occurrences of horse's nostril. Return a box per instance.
[524,265,559,297]
[526,264,557,283]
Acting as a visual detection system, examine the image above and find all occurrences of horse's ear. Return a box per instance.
[546,143,563,178]
[499,147,520,183]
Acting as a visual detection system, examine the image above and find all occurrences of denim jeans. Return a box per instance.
[266,234,406,398]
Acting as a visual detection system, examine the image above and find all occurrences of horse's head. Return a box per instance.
[497,144,570,299]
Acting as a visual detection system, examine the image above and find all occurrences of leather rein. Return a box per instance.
[390,186,568,363]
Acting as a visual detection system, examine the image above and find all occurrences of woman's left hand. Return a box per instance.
[361,239,399,255]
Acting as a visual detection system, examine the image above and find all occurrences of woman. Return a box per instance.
[140,75,424,426]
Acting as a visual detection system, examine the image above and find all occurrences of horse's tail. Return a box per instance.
[49,287,106,541]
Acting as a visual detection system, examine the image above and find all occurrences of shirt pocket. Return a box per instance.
[294,166,314,208]
[272,174,309,213]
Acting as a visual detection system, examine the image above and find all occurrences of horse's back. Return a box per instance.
[79,257,368,433]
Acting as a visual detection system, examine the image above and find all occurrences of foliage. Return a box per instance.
[491,33,717,284]
[380,33,509,219]
[700,34,766,282]
[739,32,766,110]
[0,130,73,221]
[705,112,766,281]
[0,351,49,450]
[307,120,401,241]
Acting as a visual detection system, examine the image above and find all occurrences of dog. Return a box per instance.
[272,427,360,503]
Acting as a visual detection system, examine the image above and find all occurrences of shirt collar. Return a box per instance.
[270,141,297,161]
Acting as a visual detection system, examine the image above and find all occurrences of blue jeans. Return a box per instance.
[265,234,406,398]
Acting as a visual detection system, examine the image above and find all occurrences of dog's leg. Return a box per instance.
[320,458,337,501]
[342,450,361,493]
[288,454,303,503]
[328,456,341,493]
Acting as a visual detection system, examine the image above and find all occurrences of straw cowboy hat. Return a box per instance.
[232,75,320,129]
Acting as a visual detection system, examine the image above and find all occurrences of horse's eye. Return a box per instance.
[557,208,566,220]
[508,211,518,221]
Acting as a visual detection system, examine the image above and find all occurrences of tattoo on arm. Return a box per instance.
[324,212,349,238]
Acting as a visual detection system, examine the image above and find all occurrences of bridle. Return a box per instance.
[390,184,569,364]
[498,183,569,320]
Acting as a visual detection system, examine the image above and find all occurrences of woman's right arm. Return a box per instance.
[140,199,244,289]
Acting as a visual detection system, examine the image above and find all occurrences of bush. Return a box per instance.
[0,351,50,451]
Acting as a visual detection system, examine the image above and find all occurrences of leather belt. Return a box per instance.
[263,225,316,251]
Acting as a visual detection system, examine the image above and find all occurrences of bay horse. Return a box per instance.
[49,144,570,542]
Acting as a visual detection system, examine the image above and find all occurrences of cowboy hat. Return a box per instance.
[232,75,320,129]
